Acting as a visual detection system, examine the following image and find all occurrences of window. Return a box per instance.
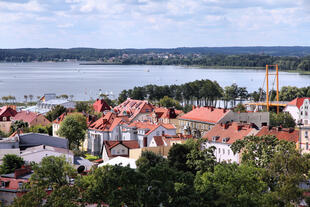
[218,148,220,154]
[18,182,23,189]
[223,149,225,154]
[307,143,309,150]
[112,149,115,154]
[122,149,125,153]
[2,117,6,121]
[228,150,230,155]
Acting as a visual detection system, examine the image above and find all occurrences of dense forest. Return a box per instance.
[1,47,310,71]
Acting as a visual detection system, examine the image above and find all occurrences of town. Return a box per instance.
[0,76,310,206]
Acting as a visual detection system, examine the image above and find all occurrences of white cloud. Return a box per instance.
[0,0,45,12]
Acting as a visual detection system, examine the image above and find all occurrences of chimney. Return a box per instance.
[289,128,294,133]
[224,123,229,129]
[223,108,227,113]
[96,98,99,101]
[277,126,282,131]
[210,107,214,112]
[237,124,242,131]
[14,166,31,179]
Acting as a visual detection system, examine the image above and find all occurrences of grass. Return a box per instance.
[85,154,100,161]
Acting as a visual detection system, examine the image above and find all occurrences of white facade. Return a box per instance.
[102,144,129,162]
[137,126,176,148]
[284,105,300,123]
[202,142,240,163]
[284,99,310,125]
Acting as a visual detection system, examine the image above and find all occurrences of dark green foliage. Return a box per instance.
[159,96,182,109]
[0,154,24,174]
[10,120,29,134]
[75,101,90,113]
[45,105,67,122]
[270,112,296,128]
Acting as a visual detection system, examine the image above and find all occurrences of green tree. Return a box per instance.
[168,143,191,172]
[75,101,90,113]
[45,105,66,122]
[58,113,87,149]
[159,96,182,109]
[234,103,246,112]
[10,120,29,134]
[270,112,296,128]
[0,154,24,174]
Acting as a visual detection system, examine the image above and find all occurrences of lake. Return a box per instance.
[0,62,310,101]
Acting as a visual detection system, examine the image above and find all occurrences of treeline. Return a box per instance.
[118,79,310,108]
[10,136,310,207]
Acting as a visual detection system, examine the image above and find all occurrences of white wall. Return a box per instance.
[284,105,300,123]
[202,142,239,163]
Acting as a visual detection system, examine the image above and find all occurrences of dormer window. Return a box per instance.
[2,117,7,121]
[222,137,230,143]
[212,136,220,142]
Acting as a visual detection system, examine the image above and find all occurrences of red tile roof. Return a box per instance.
[0,167,32,192]
[179,106,230,124]
[93,99,111,113]
[152,136,165,146]
[53,112,94,126]
[103,140,139,157]
[114,98,154,121]
[13,111,50,125]
[128,121,176,135]
[0,106,17,119]
[203,122,257,144]
[89,112,125,132]
[256,126,299,143]
[153,107,183,119]
[287,97,310,109]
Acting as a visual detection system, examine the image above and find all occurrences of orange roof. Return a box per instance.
[93,99,111,113]
[152,136,165,146]
[114,99,154,121]
[256,126,299,143]
[203,122,257,144]
[153,107,183,119]
[179,106,230,124]
[129,121,176,135]
[89,112,125,132]
[287,97,310,109]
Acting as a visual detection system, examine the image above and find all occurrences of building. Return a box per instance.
[179,106,269,138]
[87,112,126,155]
[114,98,154,122]
[124,121,176,148]
[150,107,183,130]
[16,133,69,150]
[202,122,258,163]
[179,106,231,138]
[98,156,137,169]
[0,106,17,134]
[93,99,111,113]
[300,125,310,154]
[102,140,139,162]
[284,97,310,125]
[149,134,191,147]
[0,167,32,206]
[24,93,75,114]
[256,126,299,145]
[12,111,51,127]
[20,145,74,164]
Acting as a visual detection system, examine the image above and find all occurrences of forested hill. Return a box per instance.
[1,46,310,61]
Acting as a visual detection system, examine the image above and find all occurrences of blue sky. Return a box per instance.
[0,0,310,48]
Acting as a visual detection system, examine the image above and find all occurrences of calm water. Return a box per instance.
[0,62,310,101]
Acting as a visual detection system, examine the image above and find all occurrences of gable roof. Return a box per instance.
[179,106,230,124]
[89,112,124,132]
[114,98,154,121]
[203,122,258,144]
[153,107,183,119]
[287,97,310,109]
[103,140,139,158]
[93,99,111,113]
[256,126,299,143]
[128,121,176,135]
[13,111,50,124]
[0,106,17,118]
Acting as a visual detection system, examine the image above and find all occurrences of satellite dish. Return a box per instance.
[77,165,85,174]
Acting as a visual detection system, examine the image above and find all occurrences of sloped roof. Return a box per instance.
[287,97,310,109]
[153,107,183,119]
[89,112,124,132]
[93,99,111,113]
[256,126,299,143]
[179,106,230,124]
[13,111,50,124]
[103,140,140,158]
[0,106,17,118]
[203,122,258,144]
[18,133,69,149]
[114,98,154,121]
[152,136,165,146]
[128,121,176,135]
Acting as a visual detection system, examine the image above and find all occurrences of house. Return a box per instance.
[284,97,310,125]
[124,121,177,148]
[0,106,17,134]
[0,167,32,206]
[93,99,111,113]
[179,106,269,138]
[102,140,139,162]
[149,134,191,147]
[202,122,258,163]
[300,125,310,154]
[16,133,69,150]
[12,111,51,127]
[179,106,231,138]
[24,93,76,114]
[20,145,74,164]
[87,112,127,155]
[114,98,155,122]
[256,126,299,147]
[151,107,183,131]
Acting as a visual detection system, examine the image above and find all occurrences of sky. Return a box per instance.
[0,0,310,48]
